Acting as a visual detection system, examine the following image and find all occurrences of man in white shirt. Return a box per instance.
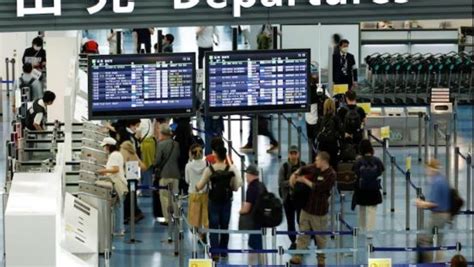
[196,26,219,69]
[26,90,56,131]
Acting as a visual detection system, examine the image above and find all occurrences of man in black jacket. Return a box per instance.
[332,39,358,91]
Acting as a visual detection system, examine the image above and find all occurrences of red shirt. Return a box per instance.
[205,154,233,165]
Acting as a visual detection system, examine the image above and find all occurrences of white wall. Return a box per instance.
[0,32,37,84]
[46,36,79,123]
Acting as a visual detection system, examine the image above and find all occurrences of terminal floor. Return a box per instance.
[0,104,472,266]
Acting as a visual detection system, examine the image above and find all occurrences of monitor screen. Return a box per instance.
[88,53,195,120]
[205,49,310,115]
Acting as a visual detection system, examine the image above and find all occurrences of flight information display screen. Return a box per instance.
[205,49,310,115]
[88,53,195,119]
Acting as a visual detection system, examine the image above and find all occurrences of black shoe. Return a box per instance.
[135,213,145,223]
[160,221,169,226]
[220,253,228,258]
[289,243,297,250]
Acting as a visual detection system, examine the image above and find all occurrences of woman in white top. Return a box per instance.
[97,137,127,236]
[185,143,208,240]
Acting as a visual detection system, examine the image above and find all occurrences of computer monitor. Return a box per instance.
[88,53,195,120]
[205,49,310,115]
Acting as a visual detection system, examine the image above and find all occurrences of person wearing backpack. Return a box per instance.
[25,90,55,131]
[416,159,452,263]
[278,145,305,250]
[19,63,42,101]
[155,125,180,226]
[239,165,266,264]
[316,98,342,169]
[289,152,336,266]
[337,90,366,155]
[196,145,242,262]
[352,140,384,237]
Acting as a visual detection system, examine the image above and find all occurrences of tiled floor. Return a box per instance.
[0,28,473,266]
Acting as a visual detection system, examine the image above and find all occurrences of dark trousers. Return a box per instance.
[284,198,301,244]
[136,41,151,54]
[208,200,232,254]
[306,123,318,161]
[124,181,143,220]
[198,47,213,69]
[247,117,278,146]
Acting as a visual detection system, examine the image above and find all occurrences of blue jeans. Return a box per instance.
[208,200,232,255]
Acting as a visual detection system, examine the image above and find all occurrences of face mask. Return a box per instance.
[341,47,349,54]
[33,45,41,51]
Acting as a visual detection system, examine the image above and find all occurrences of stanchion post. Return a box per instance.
[336,213,341,265]
[297,126,302,154]
[352,228,358,265]
[432,226,439,262]
[424,115,429,163]
[126,179,141,244]
[167,184,173,243]
[174,194,180,256]
[278,246,284,266]
[287,117,292,153]
[467,153,472,211]
[446,133,450,180]
[253,116,259,164]
[240,115,243,135]
[204,243,210,259]
[434,124,439,159]
[240,155,246,203]
[5,58,10,97]
[192,227,197,258]
[390,156,396,212]
[228,140,233,159]
[227,115,232,142]
[416,187,424,230]
[382,138,388,196]
[271,228,277,265]
[330,187,335,231]
[454,147,459,190]
[405,170,411,231]
[277,114,282,159]
[453,112,457,149]
[418,112,423,162]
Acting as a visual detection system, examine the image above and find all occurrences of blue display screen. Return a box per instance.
[88,53,195,119]
[205,49,310,115]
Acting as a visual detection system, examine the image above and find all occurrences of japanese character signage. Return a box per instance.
[17,0,408,18]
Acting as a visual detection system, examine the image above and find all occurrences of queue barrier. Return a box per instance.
[369,244,461,252]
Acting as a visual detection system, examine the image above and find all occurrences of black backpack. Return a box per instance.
[317,116,338,145]
[253,183,283,228]
[208,165,235,202]
[19,76,35,100]
[357,157,382,190]
[343,107,362,134]
[450,188,464,217]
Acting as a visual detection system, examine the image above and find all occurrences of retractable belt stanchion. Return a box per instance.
[418,112,423,162]
[173,193,181,257]
[352,228,358,264]
[336,213,342,265]
[416,187,424,230]
[432,226,439,262]
[271,228,277,265]
[192,227,197,258]
[287,117,292,152]
[5,58,9,98]
[240,155,246,203]
[467,153,472,211]
[453,112,457,149]
[455,147,460,190]
[434,124,439,159]
[391,156,396,212]
[167,184,173,243]
[240,115,243,135]
[330,187,335,232]
[297,126,302,155]
[277,114,282,159]
[126,179,141,244]
[446,133,451,180]
[254,116,258,164]
[227,115,231,142]
[382,138,388,196]
[405,169,410,231]
[424,115,430,163]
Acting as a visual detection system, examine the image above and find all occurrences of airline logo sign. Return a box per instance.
[17,0,408,17]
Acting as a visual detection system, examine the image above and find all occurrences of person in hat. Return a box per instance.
[155,125,181,227]
[416,159,451,263]
[278,145,306,250]
[239,164,266,265]
[97,137,127,235]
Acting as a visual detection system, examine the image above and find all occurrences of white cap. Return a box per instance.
[100,137,117,147]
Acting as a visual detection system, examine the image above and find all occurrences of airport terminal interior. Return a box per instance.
[0,2,473,267]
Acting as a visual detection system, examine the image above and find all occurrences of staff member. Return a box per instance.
[332,39,358,91]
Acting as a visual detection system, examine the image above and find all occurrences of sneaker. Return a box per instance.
[289,255,302,265]
[288,243,297,250]
[240,144,253,152]
[266,144,279,153]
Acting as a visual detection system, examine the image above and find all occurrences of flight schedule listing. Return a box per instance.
[206,50,309,114]
[89,54,194,118]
